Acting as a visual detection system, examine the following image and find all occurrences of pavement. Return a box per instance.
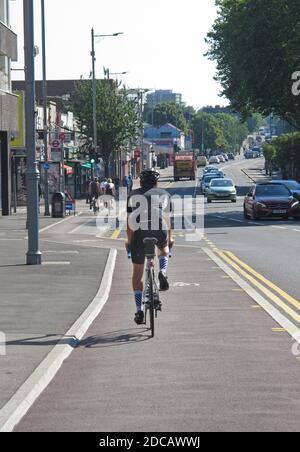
[1,160,300,432]
[0,211,112,430]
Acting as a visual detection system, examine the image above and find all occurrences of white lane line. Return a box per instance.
[203,247,300,345]
[39,212,82,233]
[293,229,300,233]
[68,219,95,235]
[228,218,244,223]
[272,226,287,230]
[0,248,117,432]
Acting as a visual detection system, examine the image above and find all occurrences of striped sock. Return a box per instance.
[159,256,169,276]
[134,291,143,312]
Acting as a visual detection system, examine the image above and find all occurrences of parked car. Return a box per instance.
[222,153,229,162]
[207,178,237,203]
[245,150,255,159]
[252,147,261,158]
[201,173,225,194]
[217,155,226,163]
[228,153,235,160]
[243,183,300,220]
[209,156,220,165]
[272,180,300,200]
[197,156,208,168]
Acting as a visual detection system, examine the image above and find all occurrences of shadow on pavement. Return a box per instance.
[5,334,78,348]
[80,328,151,348]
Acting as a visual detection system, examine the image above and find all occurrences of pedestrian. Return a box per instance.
[123,175,129,194]
[128,174,133,193]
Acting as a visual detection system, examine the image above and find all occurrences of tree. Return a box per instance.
[193,111,248,154]
[71,79,141,174]
[193,112,226,152]
[144,102,190,135]
[206,0,300,129]
[263,133,300,179]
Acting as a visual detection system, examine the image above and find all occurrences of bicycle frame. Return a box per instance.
[142,238,161,337]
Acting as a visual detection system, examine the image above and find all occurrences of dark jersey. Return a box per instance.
[127,187,172,233]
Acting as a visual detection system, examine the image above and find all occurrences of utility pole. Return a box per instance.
[41,0,50,216]
[60,137,65,193]
[91,28,97,153]
[91,29,123,168]
[24,0,42,265]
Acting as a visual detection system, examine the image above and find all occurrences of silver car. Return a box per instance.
[207,178,237,203]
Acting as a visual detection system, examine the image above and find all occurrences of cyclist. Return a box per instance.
[105,178,116,210]
[126,169,174,325]
[89,177,100,212]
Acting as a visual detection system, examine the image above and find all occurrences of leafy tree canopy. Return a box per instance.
[144,102,191,135]
[206,0,300,129]
[71,79,141,166]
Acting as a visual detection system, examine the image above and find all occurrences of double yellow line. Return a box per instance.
[218,251,300,324]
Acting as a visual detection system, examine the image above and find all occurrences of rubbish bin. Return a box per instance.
[51,192,66,218]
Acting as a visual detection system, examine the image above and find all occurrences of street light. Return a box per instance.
[103,67,128,80]
[91,29,123,154]
[41,0,50,216]
[24,0,42,265]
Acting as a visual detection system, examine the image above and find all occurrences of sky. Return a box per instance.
[10,0,227,109]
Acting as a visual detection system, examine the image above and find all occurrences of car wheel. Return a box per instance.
[232,199,237,203]
[207,199,212,204]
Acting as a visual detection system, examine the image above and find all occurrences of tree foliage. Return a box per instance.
[144,102,190,135]
[192,111,248,153]
[206,0,300,129]
[263,133,300,179]
[71,80,141,167]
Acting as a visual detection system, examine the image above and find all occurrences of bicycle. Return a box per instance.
[128,237,172,338]
[90,196,98,214]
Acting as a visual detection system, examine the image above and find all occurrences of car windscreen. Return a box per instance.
[204,175,222,182]
[282,181,300,191]
[255,185,291,197]
[211,179,233,187]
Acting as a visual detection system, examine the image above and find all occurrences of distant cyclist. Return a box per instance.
[104,178,116,210]
[89,177,100,212]
[126,170,174,325]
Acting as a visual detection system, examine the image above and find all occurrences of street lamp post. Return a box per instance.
[24,0,42,265]
[91,29,123,158]
[41,0,50,216]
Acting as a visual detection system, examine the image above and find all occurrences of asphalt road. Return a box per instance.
[14,157,300,432]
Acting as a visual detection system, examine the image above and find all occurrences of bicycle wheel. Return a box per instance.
[148,269,155,338]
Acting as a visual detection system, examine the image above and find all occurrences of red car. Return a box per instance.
[244,183,300,220]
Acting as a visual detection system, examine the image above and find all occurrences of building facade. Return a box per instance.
[144,123,186,166]
[147,90,182,108]
[0,0,18,215]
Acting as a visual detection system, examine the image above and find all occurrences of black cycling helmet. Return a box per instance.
[140,169,160,186]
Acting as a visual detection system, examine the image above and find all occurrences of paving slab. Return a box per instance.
[0,222,110,412]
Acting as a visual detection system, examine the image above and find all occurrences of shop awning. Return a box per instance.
[81,162,92,169]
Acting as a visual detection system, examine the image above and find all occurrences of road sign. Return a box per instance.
[52,139,60,148]
[43,163,50,171]
[59,132,65,141]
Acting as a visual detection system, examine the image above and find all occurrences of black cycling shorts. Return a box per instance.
[131,230,168,265]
